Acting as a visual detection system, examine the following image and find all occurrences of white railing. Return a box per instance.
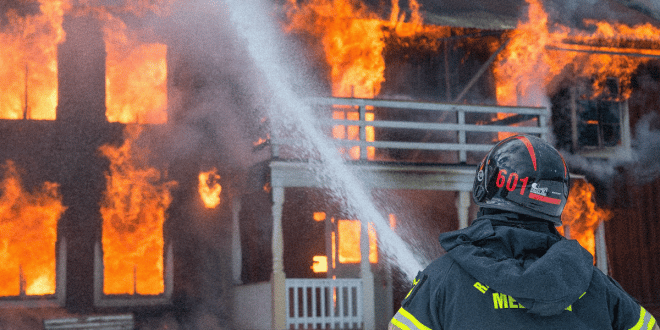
[286,278,363,330]
[270,97,549,163]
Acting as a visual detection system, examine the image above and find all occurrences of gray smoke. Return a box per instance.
[562,111,660,205]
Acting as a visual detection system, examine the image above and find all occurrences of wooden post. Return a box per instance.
[457,191,471,229]
[595,222,608,275]
[360,222,375,330]
[271,186,286,330]
[232,197,243,285]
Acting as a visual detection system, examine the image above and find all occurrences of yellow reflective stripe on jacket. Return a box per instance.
[630,307,657,330]
[391,307,432,330]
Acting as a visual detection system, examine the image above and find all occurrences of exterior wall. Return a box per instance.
[606,177,660,316]
[232,282,273,330]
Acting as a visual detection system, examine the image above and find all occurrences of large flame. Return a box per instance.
[99,126,176,295]
[0,161,65,296]
[494,0,660,107]
[284,0,448,98]
[0,0,168,123]
[102,11,168,124]
[561,180,611,260]
[0,0,68,120]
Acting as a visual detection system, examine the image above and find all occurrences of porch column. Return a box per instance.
[595,222,608,275]
[271,186,286,330]
[361,222,375,330]
[231,197,242,285]
[457,190,471,229]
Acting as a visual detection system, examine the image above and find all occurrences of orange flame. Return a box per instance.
[99,126,176,295]
[100,9,168,124]
[0,161,65,296]
[284,0,448,98]
[561,180,611,260]
[336,219,377,264]
[495,0,660,107]
[311,255,328,273]
[0,0,68,120]
[198,168,222,209]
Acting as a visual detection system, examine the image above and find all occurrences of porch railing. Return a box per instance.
[286,278,363,330]
[269,97,549,164]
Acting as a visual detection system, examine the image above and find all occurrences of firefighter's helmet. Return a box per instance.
[472,135,570,225]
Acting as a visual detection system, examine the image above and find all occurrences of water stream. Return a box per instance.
[223,0,426,280]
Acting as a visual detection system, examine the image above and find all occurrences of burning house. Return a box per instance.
[1,0,660,329]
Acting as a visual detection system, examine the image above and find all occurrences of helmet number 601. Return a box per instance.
[496,169,529,195]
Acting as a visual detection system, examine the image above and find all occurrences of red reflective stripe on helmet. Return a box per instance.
[529,192,561,205]
[516,136,537,171]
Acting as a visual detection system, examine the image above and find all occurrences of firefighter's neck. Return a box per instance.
[478,208,557,234]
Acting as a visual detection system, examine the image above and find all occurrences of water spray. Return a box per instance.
[222,0,426,280]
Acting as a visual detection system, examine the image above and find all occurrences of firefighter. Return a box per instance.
[389,135,658,330]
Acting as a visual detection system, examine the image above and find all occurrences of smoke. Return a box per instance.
[561,111,660,205]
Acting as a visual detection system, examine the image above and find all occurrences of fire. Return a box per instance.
[0,161,65,296]
[284,0,449,98]
[332,106,375,159]
[103,13,167,124]
[494,0,660,107]
[0,0,168,123]
[311,256,328,273]
[561,180,611,260]
[99,126,176,295]
[0,0,68,120]
[198,168,222,209]
[98,7,168,124]
[336,219,377,264]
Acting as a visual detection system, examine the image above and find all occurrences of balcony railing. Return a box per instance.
[270,97,549,164]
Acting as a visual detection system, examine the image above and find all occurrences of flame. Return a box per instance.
[0,161,65,296]
[313,211,326,222]
[0,0,68,120]
[331,106,375,159]
[494,0,660,107]
[198,168,222,209]
[0,0,169,122]
[99,126,176,295]
[336,219,377,264]
[284,0,448,99]
[311,255,328,273]
[562,180,611,260]
[100,10,168,124]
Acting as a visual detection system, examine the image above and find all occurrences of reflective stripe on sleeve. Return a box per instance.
[391,307,432,330]
[630,307,657,330]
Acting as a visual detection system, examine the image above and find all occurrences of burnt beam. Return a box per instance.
[546,44,660,59]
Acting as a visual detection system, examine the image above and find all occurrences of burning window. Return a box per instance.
[0,1,65,120]
[99,127,176,296]
[103,15,168,124]
[0,161,65,297]
[335,219,377,264]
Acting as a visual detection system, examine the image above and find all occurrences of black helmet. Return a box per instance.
[472,135,570,225]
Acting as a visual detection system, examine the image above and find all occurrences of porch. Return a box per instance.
[235,97,550,329]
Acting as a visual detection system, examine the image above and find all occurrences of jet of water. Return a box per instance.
[222,0,426,279]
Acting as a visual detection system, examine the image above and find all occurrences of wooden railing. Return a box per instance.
[270,97,549,164]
